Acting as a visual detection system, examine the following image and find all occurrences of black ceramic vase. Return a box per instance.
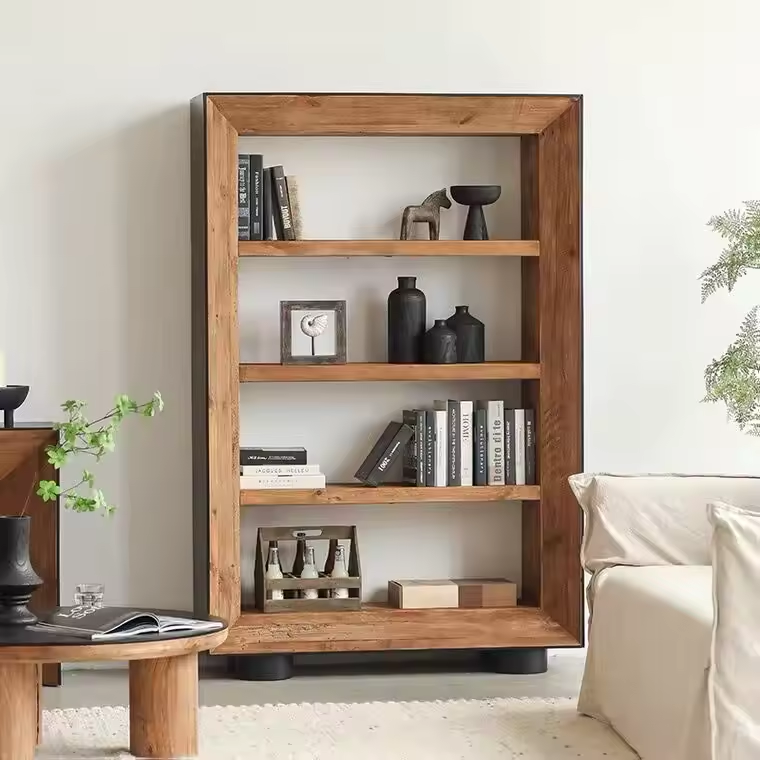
[446,305,485,363]
[0,516,43,626]
[387,276,426,363]
[423,320,457,364]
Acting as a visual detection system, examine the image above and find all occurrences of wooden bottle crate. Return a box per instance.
[255,525,362,613]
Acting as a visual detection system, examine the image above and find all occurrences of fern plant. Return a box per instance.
[700,200,760,433]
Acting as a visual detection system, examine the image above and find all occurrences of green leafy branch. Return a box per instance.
[700,200,760,302]
[703,307,760,434]
[33,391,164,515]
[700,201,760,433]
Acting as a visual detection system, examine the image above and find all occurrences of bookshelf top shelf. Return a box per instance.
[238,240,539,258]
[241,484,540,506]
[239,362,540,383]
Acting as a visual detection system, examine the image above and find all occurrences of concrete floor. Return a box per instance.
[43,654,585,710]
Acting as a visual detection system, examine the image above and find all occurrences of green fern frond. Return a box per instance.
[700,201,760,302]
[704,305,760,434]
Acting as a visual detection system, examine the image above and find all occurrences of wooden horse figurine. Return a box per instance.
[400,189,452,240]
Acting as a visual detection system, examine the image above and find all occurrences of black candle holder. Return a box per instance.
[0,386,30,429]
[450,185,502,240]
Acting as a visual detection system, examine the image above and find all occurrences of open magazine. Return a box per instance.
[36,606,223,641]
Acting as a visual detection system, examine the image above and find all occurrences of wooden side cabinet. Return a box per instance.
[0,425,61,686]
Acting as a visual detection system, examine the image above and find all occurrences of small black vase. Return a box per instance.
[423,320,457,364]
[446,305,485,363]
[387,276,426,363]
[0,516,43,626]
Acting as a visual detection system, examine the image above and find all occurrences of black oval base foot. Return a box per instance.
[232,654,294,681]
[482,648,548,675]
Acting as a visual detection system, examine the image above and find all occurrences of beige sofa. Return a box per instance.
[569,474,760,760]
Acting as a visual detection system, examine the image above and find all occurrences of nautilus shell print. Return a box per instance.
[300,313,328,338]
[300,313,328,356]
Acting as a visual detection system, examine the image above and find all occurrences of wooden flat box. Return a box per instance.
[454,578,517,608]
[388,580,459,609]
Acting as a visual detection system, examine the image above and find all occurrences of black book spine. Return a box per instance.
[504,410,516,485]
[238,155,251,240]
[525,408,536,486]
[358,424,414,486]
[474,408,487,486]
[262,168,274,240]
[402,410,422,486]
[424,411,436,486]
[448,401,460,486]
[250,154,263,241]
[269,167,284,239]
[240,448,308,466]
[271,165,295,241]
[414,411,425,486]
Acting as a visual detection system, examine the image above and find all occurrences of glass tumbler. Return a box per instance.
[73,583,105,609]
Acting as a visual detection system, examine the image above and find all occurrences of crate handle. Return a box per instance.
[290,529,324,539]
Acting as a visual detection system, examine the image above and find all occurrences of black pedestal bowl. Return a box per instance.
[450,185,502,240]
[0,386,30,429]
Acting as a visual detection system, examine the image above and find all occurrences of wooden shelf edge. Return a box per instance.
[241,484,540,506]
[239,240,540,257]
[214,606,579,654]
[239,362,541,383]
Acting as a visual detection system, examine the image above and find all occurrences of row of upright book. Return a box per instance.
[356,401,536,487]
[237,154,303,241]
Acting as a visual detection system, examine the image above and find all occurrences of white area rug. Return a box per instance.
[41,698,637,759]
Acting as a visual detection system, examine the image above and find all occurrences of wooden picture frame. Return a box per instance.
[280,300,347,365]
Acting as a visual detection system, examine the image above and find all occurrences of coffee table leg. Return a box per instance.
[0,662,38,760]
[129,652,199,758]
[36,665,42,745]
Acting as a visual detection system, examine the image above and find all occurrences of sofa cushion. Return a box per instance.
[568,473,760,577]
[708,501,760,760]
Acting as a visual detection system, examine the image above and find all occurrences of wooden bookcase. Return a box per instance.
[191,93,583,656]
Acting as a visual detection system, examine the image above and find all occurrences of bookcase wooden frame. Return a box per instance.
[191,93,583,654]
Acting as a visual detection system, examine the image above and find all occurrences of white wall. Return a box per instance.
[1,0,760,610]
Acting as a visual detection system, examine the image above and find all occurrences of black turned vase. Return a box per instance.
[446,305,485,363]
[0,516,43,626]
[423,320,457,364]
[387,276,426,363]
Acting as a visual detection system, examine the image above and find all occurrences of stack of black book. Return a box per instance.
[354,401,536,488]
[237,155,303,241]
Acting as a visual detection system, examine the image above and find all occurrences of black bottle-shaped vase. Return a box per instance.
[387,276,426,363]
[446,305,485,363]
[423,320,457,364]
[0,516,43,626]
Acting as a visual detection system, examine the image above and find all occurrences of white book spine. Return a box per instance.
[459,401,473,487]
[514,409,526,485]
[241,464,320,476]
[433,409,447,487]
[240,474,326,490]
[487,400,505,486]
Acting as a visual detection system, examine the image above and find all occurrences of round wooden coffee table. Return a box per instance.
[0,620,227,760]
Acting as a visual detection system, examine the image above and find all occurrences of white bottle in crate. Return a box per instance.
[300,546,319,599]
[266,546,284,600]
[331,544,349,599]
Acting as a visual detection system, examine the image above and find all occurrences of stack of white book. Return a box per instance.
[240,464,326,490]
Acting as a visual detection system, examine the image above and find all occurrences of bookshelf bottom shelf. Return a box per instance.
[215,605,578,654]
[240,484,540,506]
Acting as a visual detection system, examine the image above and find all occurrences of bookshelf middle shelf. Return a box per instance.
[239,362,540,383]
[238,239,540,258]
[240,484,540,506]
